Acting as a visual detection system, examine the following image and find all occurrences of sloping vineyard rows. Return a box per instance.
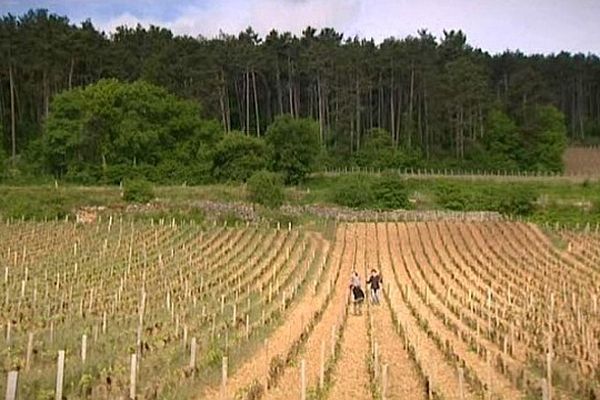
[1,218,597,400]
[0,218,330,399]
[368,221,598,400]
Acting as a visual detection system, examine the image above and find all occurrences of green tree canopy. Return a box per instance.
[524,105,568,172]
[212,132,269,182]
[354,128,396,169]
[43,79,221,182]
[265,115,320,184]
[483,109,522,170]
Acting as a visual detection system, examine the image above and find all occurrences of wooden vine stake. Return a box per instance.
[130,354,137,400]
[5,371,18,400]
[55,350,65,400]
[264,339,269,385]
[330,325,336,356]
[381,363,389,400]
[300,359,306,400]
[221,356,228,400]
[546,351,552,400]
[458,367,465,400]
[81,334,87,363]
[25,332,34,371]
[189,337,197,371]
[319,340,325,389]
[541,378,549,400]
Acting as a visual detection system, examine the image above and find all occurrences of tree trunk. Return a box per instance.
[368,87,373,130]
[317,74,324,144]
[245,67,250,135]
[390,70,396,145]
[287,56,294,117]
[408,65,415,148]
[275,61,283,115]
[43,69,49,120]
[396,88,403,147]
[356,77,361,150]
[294,84,300,119]
[9,62,16,161]
[218,71,228,132]
[424,85,430,160]
[378,72,383,128]
[224,79,231,132]
[68,57,75,91]
[235,79,244,130]
[252,70,260,136]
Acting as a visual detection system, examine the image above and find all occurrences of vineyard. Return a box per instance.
[0,218,599,399]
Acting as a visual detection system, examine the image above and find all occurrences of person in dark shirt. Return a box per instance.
[366,269,383,305]
[349,271,365,315]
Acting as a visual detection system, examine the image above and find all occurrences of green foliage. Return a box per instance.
[212,132,269,182]
[0,145,7,177]
[483,109,522,170]
[123,179,155,203]
[0,190,68,220]
[524,105,568,172]
[354,128,396,169]
[204,340,224,368]
[43,79,221,183]
[372,173,410,210]
[332,174,375,209]
[247,171,285,208]
[497,188,537,216]
[434,180,537,215]
[265,115,320,184]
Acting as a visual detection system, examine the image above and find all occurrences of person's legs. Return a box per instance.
[370,288,377,304]
[374,289,380,304]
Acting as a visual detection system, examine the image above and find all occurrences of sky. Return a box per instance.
[1,0,599,55]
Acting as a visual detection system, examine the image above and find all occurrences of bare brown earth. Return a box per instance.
[206,221,599,400]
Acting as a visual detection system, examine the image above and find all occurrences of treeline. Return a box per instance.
[1,9,596,176]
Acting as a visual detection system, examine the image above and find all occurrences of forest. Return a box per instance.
[0,9,598,182]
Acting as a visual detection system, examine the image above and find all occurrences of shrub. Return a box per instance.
[0,190,68,220]
[123,179,154,203]
[433,181,468,211]
[247,171,285,208]
[265,115,320,184]
[372,174,410,210]
[497,188,537,216]
[332,174,374,208]
[212,132,269,182]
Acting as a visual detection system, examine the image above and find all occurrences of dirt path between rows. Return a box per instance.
[199,235,333,400]
[263,227,355,399]
[369,223,427,400]
[328,224,371,400]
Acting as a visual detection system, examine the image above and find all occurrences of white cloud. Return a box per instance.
[94,0,600,54]
[168,0,360,38]
[97,12,162,34]
[97,0,361,39]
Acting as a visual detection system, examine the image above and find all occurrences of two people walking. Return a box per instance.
[349,268,383,315]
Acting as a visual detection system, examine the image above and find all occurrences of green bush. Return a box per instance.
[212,132,269,182]
[433,181,470,211]
[372,174,410,210]
[332,174,375,208]
[265,115,320,184]
[497,188,537,216]
[434,181,536,215]
[0,190,69,220]
[123,179,155,203]
[247,171,285,208]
